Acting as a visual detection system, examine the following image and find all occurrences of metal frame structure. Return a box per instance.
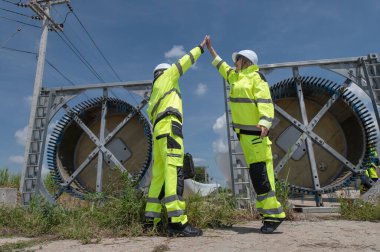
[20,81,151,206]
[225,53,380,207]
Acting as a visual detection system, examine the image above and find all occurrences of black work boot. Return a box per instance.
[260,218,284,234]
[167,222,203,237]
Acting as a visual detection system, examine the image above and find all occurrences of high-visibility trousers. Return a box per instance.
[145,116,188,225]
[239,133,286,220]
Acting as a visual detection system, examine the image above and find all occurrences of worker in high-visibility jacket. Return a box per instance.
[206,36,285,234]
[144,36,207,237]
[366,148,379,182]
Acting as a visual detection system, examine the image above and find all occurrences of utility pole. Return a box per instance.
[19,0,69,206]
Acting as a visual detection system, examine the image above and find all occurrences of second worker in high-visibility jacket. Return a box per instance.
[144,36,207,237]
[361,147,379,192]
[206,36,286,234]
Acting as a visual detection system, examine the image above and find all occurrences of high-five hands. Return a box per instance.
[200,35,209,49]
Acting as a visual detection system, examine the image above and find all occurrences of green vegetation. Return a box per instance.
[186,188,258,229]
[193,166,209,183]
[2,164,379,250]
[0,172,255,244]
[0,237,52,251]
[339,198,380,221]
[0,167,20,188]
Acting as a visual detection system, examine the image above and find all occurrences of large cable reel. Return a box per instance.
[270,76,377,195]
[47,97,152,199]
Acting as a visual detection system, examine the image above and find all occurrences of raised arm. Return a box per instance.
[206,36,237,84]
[167,35,207,81]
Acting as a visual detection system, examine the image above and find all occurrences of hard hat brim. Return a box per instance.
[232,52,239,63]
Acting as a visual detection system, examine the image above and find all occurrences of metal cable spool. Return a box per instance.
[47,97,152,198]
[270,76,377,194]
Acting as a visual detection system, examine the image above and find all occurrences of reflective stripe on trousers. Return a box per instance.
[239,133,286,219]
[144,116,188,224]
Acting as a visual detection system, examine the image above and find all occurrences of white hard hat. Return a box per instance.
[153,63,171,74]
[232,50,258,65]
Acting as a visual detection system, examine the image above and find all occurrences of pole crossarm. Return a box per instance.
[28,0,69,32]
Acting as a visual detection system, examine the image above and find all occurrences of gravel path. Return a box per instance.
[2,220,379,252]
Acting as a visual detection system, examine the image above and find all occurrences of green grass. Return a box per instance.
[339,197,380,221]
[0,168,20,188]
[4,166,379,249]
[0,172,257,243]
[186,189,259,229]
[0,237,54,251]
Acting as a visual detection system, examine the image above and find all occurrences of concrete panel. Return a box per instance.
[0,188,17,208]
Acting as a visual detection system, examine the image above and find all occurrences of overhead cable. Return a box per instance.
[0,15,40,27]
[0,7,32,18]
[1,46,77,87]
[0,0,17,5]
[54,30,105,83]
[71,10,122,82]
[1,27,21,47]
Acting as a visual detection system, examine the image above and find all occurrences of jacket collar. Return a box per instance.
[240,64,259,74]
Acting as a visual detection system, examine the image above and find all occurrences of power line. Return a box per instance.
[0,7,32,18]
[0,0,18,5]
[67,3,146,113]
[71,10,122,82]
[1,46,77,87]
[45,59,75,86]
[0,15,40,27]
[1,46,35,55]
[1,27,21,47]
[54,30,105,83]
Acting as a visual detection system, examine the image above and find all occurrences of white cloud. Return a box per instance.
[212,137,228,153]
[195,83,207,96]
[212,113,226,135]
[212,113,231,186]
[190,62,198,70]
[193,157,207,166]
[9,155,24,164]
[164,45,186,59]
[212,113,228,153]
[15,126,28,146]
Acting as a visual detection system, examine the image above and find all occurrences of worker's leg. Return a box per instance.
[161,118,202,236]
[145,136,165,225]
[240,134,285,233]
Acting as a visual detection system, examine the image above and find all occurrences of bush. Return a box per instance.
[339,198,380,221]
[0,168,20,188]
[186,189,257,228]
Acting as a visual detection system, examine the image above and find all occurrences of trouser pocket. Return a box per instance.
[167,135,181,149]
[171,121,183,138]
[249,162,271,195]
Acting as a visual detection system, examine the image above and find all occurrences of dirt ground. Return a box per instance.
[1,216,380,252]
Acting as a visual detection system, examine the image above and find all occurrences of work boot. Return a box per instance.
[167,222,203,237]
[260,218,284,234]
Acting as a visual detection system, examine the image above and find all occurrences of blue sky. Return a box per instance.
[1,0,380,184]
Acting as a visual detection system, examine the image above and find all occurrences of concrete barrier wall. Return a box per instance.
[0,188,17,208]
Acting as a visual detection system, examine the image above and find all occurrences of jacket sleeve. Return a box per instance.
[254,74,274,129]
[167,45,204,81]
[212,55,237,84]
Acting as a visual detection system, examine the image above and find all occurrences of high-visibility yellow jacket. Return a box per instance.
[212,56,274,134]
[368,148,379,179]
[147,46,204,127]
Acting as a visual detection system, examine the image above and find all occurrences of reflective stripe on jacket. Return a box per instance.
[212,55,274,133]
[147,46,204,126]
